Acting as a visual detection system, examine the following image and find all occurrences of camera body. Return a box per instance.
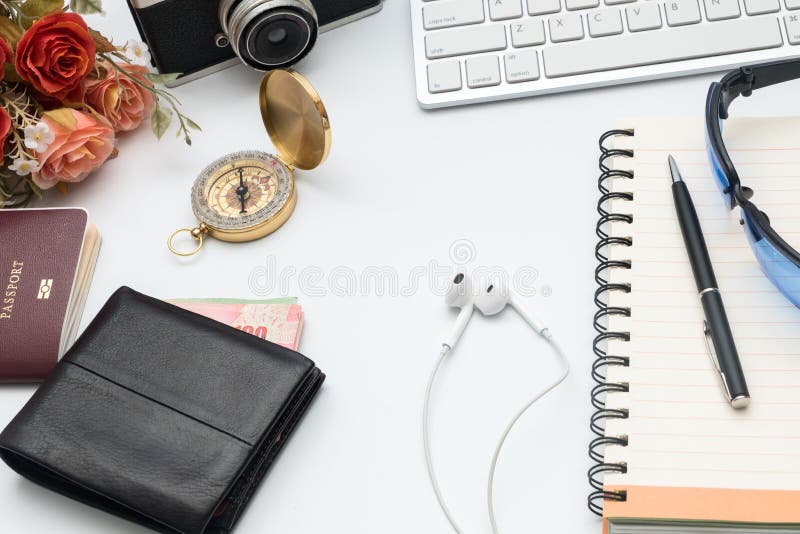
[127,0,383,85]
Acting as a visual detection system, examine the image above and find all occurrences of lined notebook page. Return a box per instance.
[603,117,800,493]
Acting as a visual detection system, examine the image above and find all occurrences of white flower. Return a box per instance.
[23,122,55,153]
[123,40,151,66]
[9,158,40,176]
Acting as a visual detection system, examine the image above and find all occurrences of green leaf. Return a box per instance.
[150,102,172,140]
[4,63,22,83]
[0,17,23,45]
[21,0,64,20]
[89,28,115,53]
[69,0,103,15]
[145,72,181,86]
[184,117,202,132]
[28,178,43,198]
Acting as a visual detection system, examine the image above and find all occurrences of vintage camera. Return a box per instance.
[127,0,383,85]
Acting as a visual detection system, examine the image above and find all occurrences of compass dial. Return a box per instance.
[208,164,278,217]
[191,151,293,234]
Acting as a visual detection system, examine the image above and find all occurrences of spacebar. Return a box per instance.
[543,18,784,78]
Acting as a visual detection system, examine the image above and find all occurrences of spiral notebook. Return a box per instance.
[590,117,800,534]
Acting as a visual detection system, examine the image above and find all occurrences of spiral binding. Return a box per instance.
[588,129,634,517]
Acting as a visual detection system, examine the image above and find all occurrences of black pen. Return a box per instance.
[668,156,750,409]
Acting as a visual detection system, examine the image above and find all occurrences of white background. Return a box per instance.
[0,1,795,533]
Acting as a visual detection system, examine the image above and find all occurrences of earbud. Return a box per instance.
[474,278,510,316]
[475,277,548,336]
[443,271,549,350]
[444,272,474,350]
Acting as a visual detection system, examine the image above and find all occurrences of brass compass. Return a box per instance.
[169,69,331,256]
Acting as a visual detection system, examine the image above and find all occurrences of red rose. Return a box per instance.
[15,13,96,101]
[0,38,11,82]
[0,107,11,149]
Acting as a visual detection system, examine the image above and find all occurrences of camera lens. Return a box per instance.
[248,13,313,66]
[222,0,319,71]
[267,27,288,45]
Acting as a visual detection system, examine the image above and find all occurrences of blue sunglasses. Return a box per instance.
[705,59,800,307]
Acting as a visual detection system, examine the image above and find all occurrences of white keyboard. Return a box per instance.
[410,0,800,108]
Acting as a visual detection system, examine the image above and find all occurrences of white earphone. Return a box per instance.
[425,270,571,534]
[444,272,548,350]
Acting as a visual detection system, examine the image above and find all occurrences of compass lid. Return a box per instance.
[259,69,331,171]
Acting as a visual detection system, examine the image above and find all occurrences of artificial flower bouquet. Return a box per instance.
[0,0,196,208]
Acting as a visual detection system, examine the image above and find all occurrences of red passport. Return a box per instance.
[0,208,100,381]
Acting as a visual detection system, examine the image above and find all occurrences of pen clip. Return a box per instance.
[703,320,733,402]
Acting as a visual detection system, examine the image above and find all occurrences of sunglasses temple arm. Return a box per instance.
[718,59,800,117]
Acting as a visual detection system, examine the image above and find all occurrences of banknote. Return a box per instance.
[169,298,304,351]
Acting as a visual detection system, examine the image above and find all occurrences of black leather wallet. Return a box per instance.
[0,287,324,533]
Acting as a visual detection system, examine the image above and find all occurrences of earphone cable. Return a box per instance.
[487,331,571,534]
[423,345,465,534]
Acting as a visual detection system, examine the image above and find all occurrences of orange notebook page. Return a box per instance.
[600,117,800,530]
[603,486,800,533]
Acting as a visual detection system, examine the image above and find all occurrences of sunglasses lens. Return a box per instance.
[705,118,733,207]
[742,209,800,307]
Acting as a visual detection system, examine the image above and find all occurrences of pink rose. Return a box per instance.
[33,108,115,189]
[85,62,155,133]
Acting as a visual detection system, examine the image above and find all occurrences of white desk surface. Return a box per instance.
[1,2,795,533]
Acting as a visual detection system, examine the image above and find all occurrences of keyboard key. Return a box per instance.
[665,0,702,26]
[744,0,780,13]
[426,24,508,59]
[504,50,541,82]
[788,13,800,43]
[489,0,524,19]
[424,0,485,30]
[626,3,663,31]
[789,0,800,9]
[466,55,502,87]
[528,0,562,15]
[704,0,741,19]
[567,0,600,10]
[427,61,463,93]
[549,13,585,41]
[543,17,783,77]
[606,0,636,5]
[511,20,547,46]
[589,8,624,36]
